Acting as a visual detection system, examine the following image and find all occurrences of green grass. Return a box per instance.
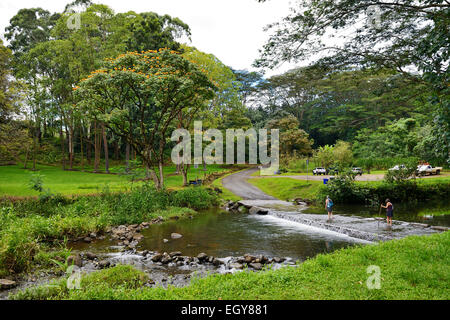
[0,186,218,276]
[0,164,230,197]
[249,177,322,201]
[12,231,450,300]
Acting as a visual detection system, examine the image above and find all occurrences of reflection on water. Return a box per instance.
[138,208,366,261]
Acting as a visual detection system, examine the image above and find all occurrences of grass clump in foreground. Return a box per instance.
[12,232,450,300]
[0,185,219,276]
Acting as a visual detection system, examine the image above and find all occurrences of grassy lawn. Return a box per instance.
[12,231,450,300]
[249,177,322,201]
[0,164,230,197]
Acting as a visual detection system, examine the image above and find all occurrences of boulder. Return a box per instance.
[67,255,82,267]
[212,258,223,266]
[151,253,163,262]
[132,234,144,241]
[244,254,256,263]
[431,226,449,231]
[249,207,268,215]
[83,237,92,243]
[171,233,183,239]
[249,263,263,271]
[97,260,111,269]
[197,253,208,261]
[84,252,97,260]
[169,251,182,257]
[163,239,169,243]
[0,279,16,290]
[229,263,244,270]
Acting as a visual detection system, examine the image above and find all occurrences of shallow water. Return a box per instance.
[137,208,368,260]
[302,201,450,226]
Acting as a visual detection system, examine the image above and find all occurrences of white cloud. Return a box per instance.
[0,0,295,76]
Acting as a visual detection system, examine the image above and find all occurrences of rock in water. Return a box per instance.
[197,253,208,261]
[85,252,97,260]
[97,260,111,269]
[249,263,263,270]
[229,263,244,270]
[169,251,182,257]
[67,255,82,267]
[249,207,269,215]
[0,279,16,290]
[151,253,163,262]
[171,233,183,239]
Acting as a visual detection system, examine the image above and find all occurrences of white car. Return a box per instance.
[389,165,406,171]
[312,167,327,175]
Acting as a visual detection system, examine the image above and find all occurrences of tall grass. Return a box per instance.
[0,186,219,276]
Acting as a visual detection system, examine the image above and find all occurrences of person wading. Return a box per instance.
[325,195,334,220]
[380,198,394,226]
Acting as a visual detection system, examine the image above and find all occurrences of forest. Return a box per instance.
[1,0,448,189]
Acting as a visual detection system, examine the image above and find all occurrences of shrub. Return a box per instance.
[170,187,219,210]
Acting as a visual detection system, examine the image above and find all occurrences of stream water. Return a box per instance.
[3,201,448,299]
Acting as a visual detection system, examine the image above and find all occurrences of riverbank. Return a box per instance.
[10,231,450,300]
[0,186,220,278]
[249,176,450,205]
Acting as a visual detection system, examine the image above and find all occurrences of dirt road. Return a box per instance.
[222,168,276,200]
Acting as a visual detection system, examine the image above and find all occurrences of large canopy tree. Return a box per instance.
[256,0,449,163]
[74,49,216,189]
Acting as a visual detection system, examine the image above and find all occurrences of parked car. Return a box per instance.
[352,167,363,176]
[312,167,327,175]
[389,164,406,171]
[416,165,443,176]
[327,167,339,175]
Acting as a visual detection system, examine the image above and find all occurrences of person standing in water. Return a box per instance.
[325,195,334,220]
[380,198,394,226]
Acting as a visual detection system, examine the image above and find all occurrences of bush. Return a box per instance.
[170,187,219,210]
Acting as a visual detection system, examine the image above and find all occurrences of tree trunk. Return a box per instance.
[23,146,30,169]
[94,121,101,173]
[125,142,130,173]
[60,122,66,170]
[67,126,74,170]
[181,164,190,186]
[80,125,84,171]
[102,123,109,173]
[158,161,164,189]
[32,129,37,171]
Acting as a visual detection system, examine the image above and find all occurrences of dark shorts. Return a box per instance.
[327,207,333,213]
[387,210,393,217]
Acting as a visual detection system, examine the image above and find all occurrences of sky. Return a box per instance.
[0,0,297,76]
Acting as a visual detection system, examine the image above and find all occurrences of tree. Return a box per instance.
[75,49,216,189]
[333,140,353,167]
[316,145,334,168]
[256,0,448,88]
[266,115,313,157]
[256,0,449,162]
[0,40,28,165]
